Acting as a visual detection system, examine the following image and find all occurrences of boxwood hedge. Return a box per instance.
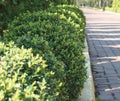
[1,5,87,100]
[0,42,65,101]
[0,0,74,33]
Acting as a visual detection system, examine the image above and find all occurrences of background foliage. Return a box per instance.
[112,0,120,12]
[77,0,120,12]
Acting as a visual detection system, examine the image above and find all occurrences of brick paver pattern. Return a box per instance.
[82,8,120,101]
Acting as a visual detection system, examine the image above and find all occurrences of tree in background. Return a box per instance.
[80,0,112,8]
[112,0,120,12]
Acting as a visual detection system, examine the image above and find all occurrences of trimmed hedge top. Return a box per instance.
[0,0,74,32]
[1,5,87,101]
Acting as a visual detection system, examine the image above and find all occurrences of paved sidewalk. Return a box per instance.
[82,8,120,101]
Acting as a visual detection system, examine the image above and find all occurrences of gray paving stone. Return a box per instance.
[108,78,120,84]
[105,74,118,77]
[98,92,114,101]
[105,70,116,75]
[94,73,106,78]
[110,83,120,88]
[114,93,120,100]
[103,62,114,69]
[95,79,108,85]
[112,62,120,69]
[96,84,110,91]
[82,8,120,101]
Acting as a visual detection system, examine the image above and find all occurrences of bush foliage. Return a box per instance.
[0,42,65,101]
[1,5,87,100]
[0,0,74,33]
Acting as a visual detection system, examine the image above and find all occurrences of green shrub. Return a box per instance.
[0,0,74,33]
[2,5,87,100]
[1,34,66,100]
[0,41,65,101]
[47,5,86,28]
[57,5,85,20]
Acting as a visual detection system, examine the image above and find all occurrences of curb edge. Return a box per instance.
[78,38,95,101]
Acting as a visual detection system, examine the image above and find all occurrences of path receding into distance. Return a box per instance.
[82,8,120,101]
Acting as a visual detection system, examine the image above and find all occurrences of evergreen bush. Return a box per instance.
[0,42,64,101]
[1,5,87,100]
[0,0,74,33]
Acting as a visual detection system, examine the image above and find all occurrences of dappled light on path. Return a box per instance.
[82,8,120,100]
